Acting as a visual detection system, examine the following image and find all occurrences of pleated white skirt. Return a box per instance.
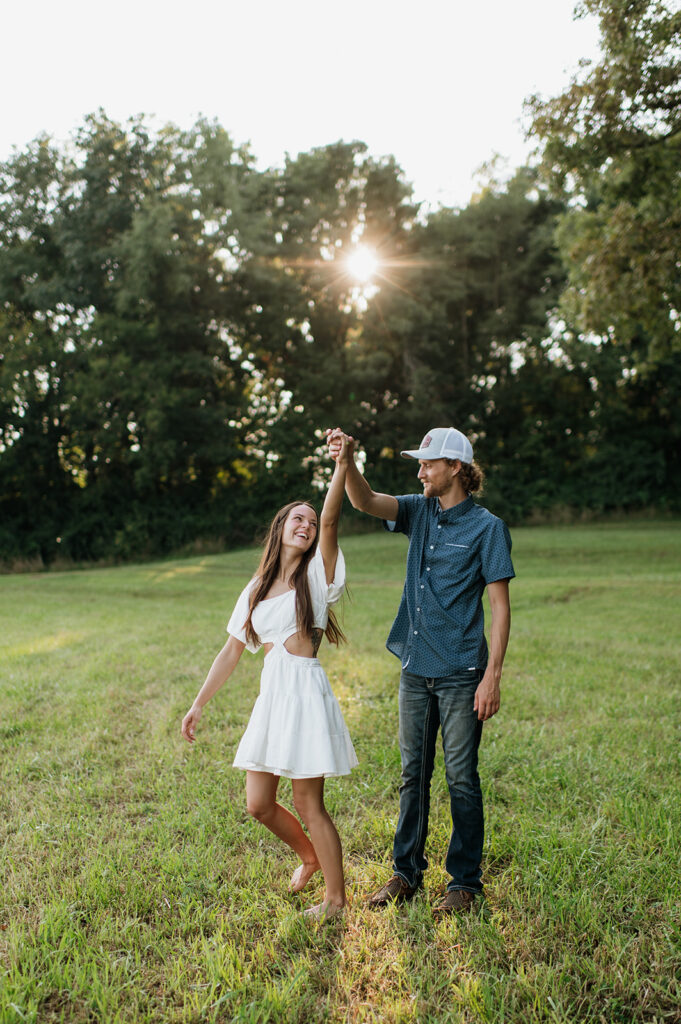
[233,643,358,779]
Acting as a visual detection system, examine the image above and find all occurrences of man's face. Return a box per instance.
[417,458,458,498]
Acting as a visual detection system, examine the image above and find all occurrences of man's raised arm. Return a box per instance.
[326,429,399,521]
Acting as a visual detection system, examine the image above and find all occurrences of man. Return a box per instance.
[327,426,514,915]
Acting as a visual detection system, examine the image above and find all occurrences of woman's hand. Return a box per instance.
[181,704,203,743]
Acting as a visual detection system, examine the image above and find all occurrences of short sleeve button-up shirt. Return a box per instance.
[383,494,515,677]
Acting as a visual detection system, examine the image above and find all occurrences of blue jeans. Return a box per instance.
[392,669,484,893]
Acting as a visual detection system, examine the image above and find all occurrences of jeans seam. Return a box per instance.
[409,691,433,882]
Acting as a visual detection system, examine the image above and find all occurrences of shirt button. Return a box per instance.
[417,607,421,612]
[426,567,430,572]
[430,545,434,549]
[413,630,418,635]
[420,585,424,590]
[438,525,441,529]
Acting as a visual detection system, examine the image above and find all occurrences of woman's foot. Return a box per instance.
[303,900,345,922]
[288,860,321,893]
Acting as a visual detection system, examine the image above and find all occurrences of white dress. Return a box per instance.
[227,546,358,779]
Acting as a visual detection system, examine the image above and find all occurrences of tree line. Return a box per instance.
[1,0,679,565]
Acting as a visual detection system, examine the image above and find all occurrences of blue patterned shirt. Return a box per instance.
[383,494,515,676]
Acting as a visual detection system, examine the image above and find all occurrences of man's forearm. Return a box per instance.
[486,610,510,683]
[485,583,511,683]
[475,589,509,720]
[327,428,399,519]
[344,455,374,511]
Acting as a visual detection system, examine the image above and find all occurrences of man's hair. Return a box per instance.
[447,459,484,495]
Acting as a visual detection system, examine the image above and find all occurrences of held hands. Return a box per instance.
[181,704,203,743]
[325,427,354,464]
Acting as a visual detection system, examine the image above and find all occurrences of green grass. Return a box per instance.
[1,522,680,1023]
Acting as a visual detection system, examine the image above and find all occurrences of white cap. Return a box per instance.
[401,427,473,463]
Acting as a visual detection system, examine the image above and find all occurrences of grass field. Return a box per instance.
[1,521,680,1023]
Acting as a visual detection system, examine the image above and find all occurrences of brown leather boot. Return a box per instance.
[368,874,418,908]
[432,888,477,917]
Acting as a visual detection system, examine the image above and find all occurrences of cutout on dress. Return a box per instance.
[284,631,310,656]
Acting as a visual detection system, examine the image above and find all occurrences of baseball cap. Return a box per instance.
[401,427,473,463]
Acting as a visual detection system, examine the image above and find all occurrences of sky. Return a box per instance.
[1,0,602,209]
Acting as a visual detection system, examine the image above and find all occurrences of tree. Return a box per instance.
[0,137,81,562]
[0,115,259,560]
[4,102,676,567]
[0,120,420,561]
[527,0,681,365]
[220,142,418,495]
[341,169,566,497]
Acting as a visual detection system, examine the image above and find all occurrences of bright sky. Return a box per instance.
[2,0,601,209]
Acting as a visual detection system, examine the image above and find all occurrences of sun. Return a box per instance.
[346,244,379,284]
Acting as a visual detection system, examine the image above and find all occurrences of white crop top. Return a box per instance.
[227,546,345,653]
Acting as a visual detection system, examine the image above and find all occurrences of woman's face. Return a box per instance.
[281,504,318,554]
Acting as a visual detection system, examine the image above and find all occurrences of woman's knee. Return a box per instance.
[292,784,324,823]
[246,795,275,821]
[245,772,278,821]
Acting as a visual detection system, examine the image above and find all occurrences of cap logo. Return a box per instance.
[422,434,432,449]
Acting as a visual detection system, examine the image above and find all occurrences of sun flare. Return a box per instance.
[346,245,379,284]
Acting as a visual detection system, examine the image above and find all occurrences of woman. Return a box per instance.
[181,446,356,920]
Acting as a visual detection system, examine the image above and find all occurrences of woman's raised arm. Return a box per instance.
[318,439,348,585]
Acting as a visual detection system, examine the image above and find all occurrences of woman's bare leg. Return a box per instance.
[245,771,320,889]
[292,777,345,914]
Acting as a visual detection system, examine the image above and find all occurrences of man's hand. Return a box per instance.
[474,673,500,722]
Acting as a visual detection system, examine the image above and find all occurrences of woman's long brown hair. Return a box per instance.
[244,500,346,649]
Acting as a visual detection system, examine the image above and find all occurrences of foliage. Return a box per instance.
[1,92,680,565]
[0,115,258,561]
[527,0,681,364]
[482,334,681,519]
[218,142,418,495]
[0,120,420,562]
[342,168,568,496]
